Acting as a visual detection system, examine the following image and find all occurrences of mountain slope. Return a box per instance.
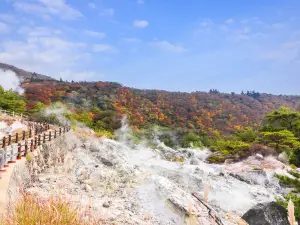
[2,62,299,134]
[0,62,55,81]
[23,80,300,135]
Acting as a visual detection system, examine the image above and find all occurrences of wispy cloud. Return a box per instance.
[0,35,88,79]
[123,38,142,43]
[92,44,118,53]
[13,0,83,20]
[0,14,18,23]
[133,20,148,28]
[18,26,62,37]
[225,18,234,24]
[99,8,115,16]
[196,18,213,34]
[88,2,96,9]
[151,41,187,53]
[84,30,106,38]
[0,21,10,33]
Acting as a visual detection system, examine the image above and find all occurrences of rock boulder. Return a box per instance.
[242,202,289,225]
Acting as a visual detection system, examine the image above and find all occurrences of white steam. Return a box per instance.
[0,70,24,95]
[44,106,70,126]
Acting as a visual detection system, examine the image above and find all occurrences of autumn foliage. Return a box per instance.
[22,80,300,136]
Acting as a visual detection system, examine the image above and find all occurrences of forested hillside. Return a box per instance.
[22,80,300,135]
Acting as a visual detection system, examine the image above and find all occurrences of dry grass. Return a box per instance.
[1,194,103,225]
[203,183,210,202]
[288,199,298,225]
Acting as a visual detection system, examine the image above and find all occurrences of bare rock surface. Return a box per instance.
[25,128,294,225]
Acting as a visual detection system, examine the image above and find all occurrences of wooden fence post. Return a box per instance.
[29,129,32,138]
[54,130,57,139]
[49,131,52,141]
[43,133,46,143]
[59,128,62,136]
[24,141,28,156]
[30,139,34,152]
[38,135,41,146]
[8,135,11,146]
[16,133,18,143]
[22,130,26,141]
[17,143,22,160]
[35,127,38,136]
[2,137,5,148]
[34,137,37,149]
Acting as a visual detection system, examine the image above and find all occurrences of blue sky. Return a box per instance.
[0,0,299,94]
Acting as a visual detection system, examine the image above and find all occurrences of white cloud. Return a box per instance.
[282,41,300,49]
[84,30,106,38]
[18,26,62,37]
[236,34,250,41]
[200,18,213,27]
[271,23,284,29]
[196,18,213,34]
[88,2,96,9]
[0,21,10,33]
[99,8,115,16]
[93,44,117,53]
[225,18,234,24]
[220,25,229,32]
[0,14,18,23]
[0,36,88,79]
[123,38,142,43]
[137,0,144,4]
[151,41,187,53]
[133,20,148,28]
[13,0,83,20]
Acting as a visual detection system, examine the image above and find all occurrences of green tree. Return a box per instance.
[29,102,46,114]
[263,107,300,137]
[261,130,300,152]
[0,85,26,113]
[235,127,259,143]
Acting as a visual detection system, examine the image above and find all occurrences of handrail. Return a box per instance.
[0,126,71,173]
[0,107,71,175]
[0,109,29,119]
[1,124,50,149]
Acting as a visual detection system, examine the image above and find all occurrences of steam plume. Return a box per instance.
[0,69,24,95]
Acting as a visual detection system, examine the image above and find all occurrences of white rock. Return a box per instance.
[85,184,92,192]
[255,153,264,160]
[278,152,289,164]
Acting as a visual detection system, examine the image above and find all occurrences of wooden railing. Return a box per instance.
[1,124,50,149]
[0,126,70,173]
[0,109,28,120]
[0,108,71,174]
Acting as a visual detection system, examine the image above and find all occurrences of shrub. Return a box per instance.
[275,171,300,222]
[207,154,225,163]
[289,148,300,167]
[235,127,259,143]
[181,132,204,148]
[94,130,114,139]
[277,193,300,222]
